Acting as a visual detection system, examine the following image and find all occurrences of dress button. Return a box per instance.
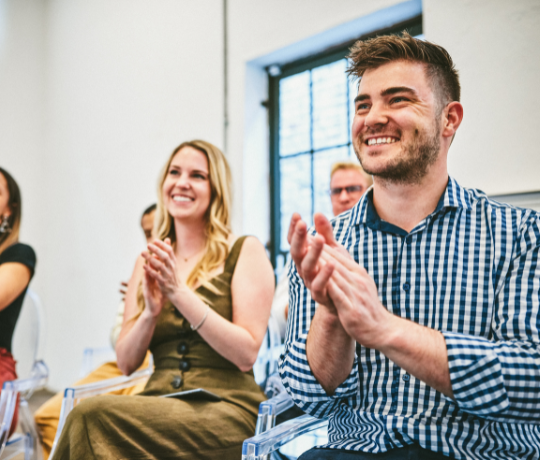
[179,359,191,372]
[402,282,410,292]
[402,373,410,382]
[177,342,189,355]
[171,375,183,389]
[177,329,191,339]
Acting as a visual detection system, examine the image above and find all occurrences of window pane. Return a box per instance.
[279,71,311,156]
[313,146,350,219]
[312,59,348,151]
[280,154,312,252]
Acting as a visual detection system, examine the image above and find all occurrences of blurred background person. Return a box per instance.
[329,161,373,217]
[34,204,156,459]
[271,161,372,338]
[53,140,274,459]
[0,167,37,438]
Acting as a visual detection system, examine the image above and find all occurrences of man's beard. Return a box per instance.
[354,121,441,186]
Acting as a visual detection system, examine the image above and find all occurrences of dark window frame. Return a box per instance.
[267,16,423,268]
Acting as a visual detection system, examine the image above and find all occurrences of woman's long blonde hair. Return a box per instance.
[136,140,232,314]
[0,168,22,256]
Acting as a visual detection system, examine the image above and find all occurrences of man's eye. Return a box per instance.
[391,97,408,103]
[356,103,370,111]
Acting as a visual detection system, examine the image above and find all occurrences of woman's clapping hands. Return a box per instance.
[141,238,183,317]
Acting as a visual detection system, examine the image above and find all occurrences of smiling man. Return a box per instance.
[280,33,540,459]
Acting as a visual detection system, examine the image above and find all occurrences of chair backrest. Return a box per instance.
[79,346,118,378]
[11,289,46,379]
[253,311,285,386]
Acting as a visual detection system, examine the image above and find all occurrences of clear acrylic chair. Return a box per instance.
[243,373,328,460]
[79,346,117,379]
[0,289,49,460]
[49,354,154,458]
[253,313,283,387]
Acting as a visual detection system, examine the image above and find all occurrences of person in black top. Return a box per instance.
[0,167,36,437]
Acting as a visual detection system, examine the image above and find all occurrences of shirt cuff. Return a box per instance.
[443,331,509,416]
[279,333,359,417]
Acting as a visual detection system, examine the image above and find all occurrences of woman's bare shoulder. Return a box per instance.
[235,236,271,271]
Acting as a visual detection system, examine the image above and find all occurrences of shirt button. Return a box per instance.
[177,342,189,355]
[402,282,410,292]
[171,375,183,389]
[179,359,191,372]
[402,373,410,382]
[405,237,411,245]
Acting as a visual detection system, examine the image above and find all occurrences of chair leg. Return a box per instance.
[24,434,32,460]
[17,399,43,460]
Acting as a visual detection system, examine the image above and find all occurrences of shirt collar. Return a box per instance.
[351,176,474,231]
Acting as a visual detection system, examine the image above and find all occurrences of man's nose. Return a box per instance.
[364,102,388,128]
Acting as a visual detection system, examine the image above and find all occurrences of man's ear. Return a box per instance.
[442,101,463,139]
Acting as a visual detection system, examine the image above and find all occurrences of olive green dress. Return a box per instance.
[53,237,266,459]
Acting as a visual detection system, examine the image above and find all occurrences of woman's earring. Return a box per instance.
[0,215,11,234]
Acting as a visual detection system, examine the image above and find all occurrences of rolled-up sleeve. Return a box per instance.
[279,261,359,418]
[444,215,540,422]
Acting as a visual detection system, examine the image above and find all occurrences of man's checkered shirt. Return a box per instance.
[279,177,540,459]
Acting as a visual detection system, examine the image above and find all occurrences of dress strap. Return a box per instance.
[224,236,249,275]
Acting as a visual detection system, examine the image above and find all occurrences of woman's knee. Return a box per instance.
[67,396,110,422]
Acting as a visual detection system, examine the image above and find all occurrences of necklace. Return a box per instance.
[178,247,204,263]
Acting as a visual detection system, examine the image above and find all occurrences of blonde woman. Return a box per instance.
[53,141,274,459]
[0,167,37,438]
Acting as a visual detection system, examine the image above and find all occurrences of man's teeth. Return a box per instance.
[173,196,192,202]
[367,137,397,146]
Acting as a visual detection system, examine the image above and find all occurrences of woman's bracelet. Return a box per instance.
[191,306,210,331]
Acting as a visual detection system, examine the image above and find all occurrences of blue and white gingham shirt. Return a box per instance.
[279,177,540,459]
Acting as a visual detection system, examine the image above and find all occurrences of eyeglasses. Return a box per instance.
[329,185,363,196]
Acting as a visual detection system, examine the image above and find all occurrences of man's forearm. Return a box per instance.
[306,305,356,395]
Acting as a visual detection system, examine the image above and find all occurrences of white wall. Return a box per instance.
[425,0,540,195]
[0,0,46,260]
[2,0,224,390]
[1,0,539,390]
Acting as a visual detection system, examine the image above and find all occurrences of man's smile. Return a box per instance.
[365,136,399,146]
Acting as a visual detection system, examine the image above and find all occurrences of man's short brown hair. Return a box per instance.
[347,32,460,111]
[331,161,373,187]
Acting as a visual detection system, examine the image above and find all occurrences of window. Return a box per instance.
[268,18,422,269]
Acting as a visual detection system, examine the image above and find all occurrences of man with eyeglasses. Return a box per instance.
[329,162,373,217]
